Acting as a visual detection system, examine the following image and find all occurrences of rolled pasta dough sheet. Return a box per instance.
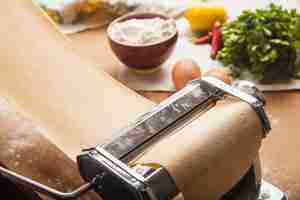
[136,101,264,200]
[0,1,152,199]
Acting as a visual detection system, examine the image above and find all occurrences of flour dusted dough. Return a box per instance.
[0,1,264,199]
[1,0,153,159]
[0,1,152,199]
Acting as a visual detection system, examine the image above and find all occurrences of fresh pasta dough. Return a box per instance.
[0,1,264,200]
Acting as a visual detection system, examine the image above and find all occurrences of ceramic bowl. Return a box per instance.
[107,12,178,74]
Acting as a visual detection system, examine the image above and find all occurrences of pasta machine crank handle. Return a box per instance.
[0,166,101,200]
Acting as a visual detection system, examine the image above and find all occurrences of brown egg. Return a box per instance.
[204,68,233,84]
[172,59,202,91]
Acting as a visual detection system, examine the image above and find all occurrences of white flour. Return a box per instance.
[108,17,177,46]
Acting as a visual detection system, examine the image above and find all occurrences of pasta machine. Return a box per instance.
[0,77,287,200]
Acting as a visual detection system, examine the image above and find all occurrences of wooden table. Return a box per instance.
[70,28,300,199]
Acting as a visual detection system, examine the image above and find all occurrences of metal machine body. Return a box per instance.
[0,77,287,200]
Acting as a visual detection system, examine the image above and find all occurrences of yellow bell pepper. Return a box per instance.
[184,6,227,32]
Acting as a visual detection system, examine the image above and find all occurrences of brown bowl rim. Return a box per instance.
[107,12,178,48]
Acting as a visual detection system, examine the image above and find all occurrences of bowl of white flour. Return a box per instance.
[107,12,178,74]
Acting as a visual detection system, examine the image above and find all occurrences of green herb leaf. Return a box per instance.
[217,4,300,82]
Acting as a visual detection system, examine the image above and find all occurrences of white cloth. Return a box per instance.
[36,0,195,34]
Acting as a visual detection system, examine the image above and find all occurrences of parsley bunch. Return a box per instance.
[217,4,300,82]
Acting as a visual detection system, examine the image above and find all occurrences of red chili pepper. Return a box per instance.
[194,33,212,45]
[210,21,222,59]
